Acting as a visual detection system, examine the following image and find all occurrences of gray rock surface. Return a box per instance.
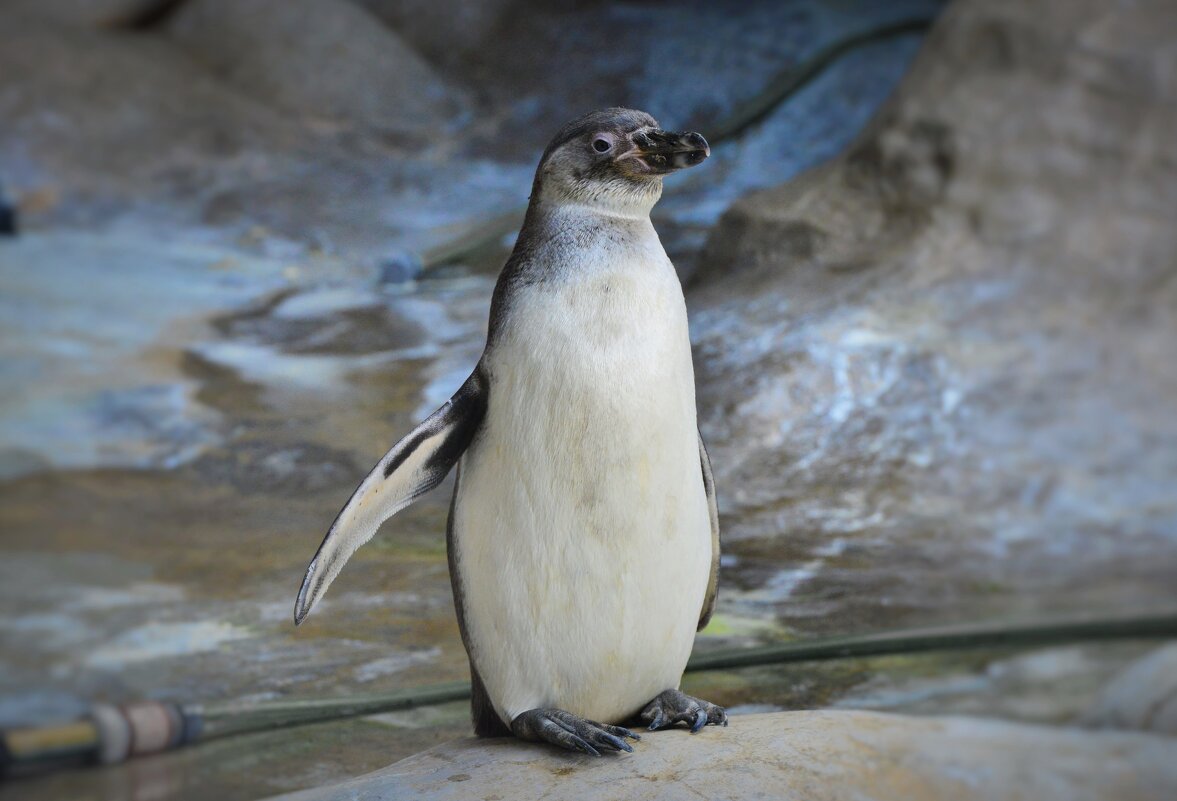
[1082,644,1177,735]
[353,0,518,67]
[0,0,934,256]
[263,710,1177,801]
[2,0,170,27]
[166,0,465,136]
[0,11,310,224]
[457,0,941,159]
[690,0,1177,632]
[0,10,523,254]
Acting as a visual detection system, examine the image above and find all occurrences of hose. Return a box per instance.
[4,609,1174,776]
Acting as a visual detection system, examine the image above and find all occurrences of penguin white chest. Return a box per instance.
[452,250,712,724]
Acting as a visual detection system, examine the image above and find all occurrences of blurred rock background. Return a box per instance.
[1,1,1175,799]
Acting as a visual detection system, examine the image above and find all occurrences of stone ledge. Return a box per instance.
[264,710,1177,801]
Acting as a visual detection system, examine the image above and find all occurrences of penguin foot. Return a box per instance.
[640,689,728,733]
[510,708,640,756]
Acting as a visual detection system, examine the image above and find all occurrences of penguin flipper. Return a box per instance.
[697,432,720,631]
[294,367,488,625]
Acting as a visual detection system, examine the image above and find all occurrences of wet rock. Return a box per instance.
[0,229,303,476]
[378,251,422,285]
[264,710,1177,801]
[1081,643,1177,735]
[690,0,1177,630]
[456,0,942,162]
[191,441,360,496]
[0,12,308,227]
[836,643,1158,726]
[212,288,426,356]
[166,0,466,136]
[1,0,174,27]
[0,2,930,257]
[353,0,517,67]
[0,8,523,251]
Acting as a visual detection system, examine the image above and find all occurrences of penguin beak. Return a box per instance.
[622,129,710,175]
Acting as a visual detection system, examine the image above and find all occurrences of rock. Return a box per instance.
[1082,643,1177,735]
[1,0,174,27]
[166,0,466,136]
[263,710,1177,801]
[0,10,521,254]
[454,1,943,161]
[0,1,935,259]
[352,0,517,67]
[0,12,308,226]
[378,251,422,284]
[689,0,1177,631]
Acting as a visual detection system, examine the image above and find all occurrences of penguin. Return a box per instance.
[294,108,726,755]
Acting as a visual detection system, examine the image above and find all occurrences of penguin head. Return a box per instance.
[532,108,710,216]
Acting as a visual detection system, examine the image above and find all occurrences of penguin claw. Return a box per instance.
[639,689,728,733]
[511,708,639,756]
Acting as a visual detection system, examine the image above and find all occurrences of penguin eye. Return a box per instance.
[592,137,612,153]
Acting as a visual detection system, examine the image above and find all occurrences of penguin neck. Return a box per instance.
[532,178,662,223]
[524,198,658,244]
[517,201,662,272]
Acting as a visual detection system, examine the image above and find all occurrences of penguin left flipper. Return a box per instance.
[294,367,488,625]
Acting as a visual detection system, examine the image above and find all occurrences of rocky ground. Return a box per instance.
[692,0,1177,634]
[1,1,1175,799]
[266,708,1177,801]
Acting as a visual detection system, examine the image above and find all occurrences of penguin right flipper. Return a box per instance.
[294,367,488,625]
[697,433,720,631]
